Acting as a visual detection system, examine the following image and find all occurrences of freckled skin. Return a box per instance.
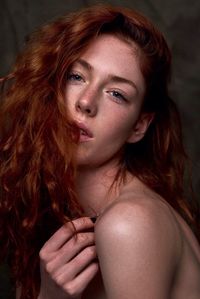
[65,34,151,169]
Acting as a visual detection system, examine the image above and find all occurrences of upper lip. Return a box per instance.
[75,121,93,138]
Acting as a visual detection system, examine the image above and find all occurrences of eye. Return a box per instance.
[110,90,127,103]
[67,72,84,82]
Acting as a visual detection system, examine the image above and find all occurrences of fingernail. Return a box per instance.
[90,217,97,223]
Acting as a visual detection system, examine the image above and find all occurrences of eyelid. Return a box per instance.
[105,90,128,105]
[67,70,85,81]
[109,88,128,100]
[68,69,82,76]
[69,64,87,75]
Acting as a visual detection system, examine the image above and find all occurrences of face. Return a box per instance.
[65,34,151,169]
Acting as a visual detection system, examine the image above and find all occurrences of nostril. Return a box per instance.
[75,97,97,116]
[86,108,92,114]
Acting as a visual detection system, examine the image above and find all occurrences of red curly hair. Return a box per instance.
[0,4,199,299]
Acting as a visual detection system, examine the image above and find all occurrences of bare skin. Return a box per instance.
[38,217,99,299]
[82,177,200,299]
[35,175,200,299]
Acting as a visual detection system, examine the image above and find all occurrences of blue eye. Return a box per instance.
[110,90,127,102]
[67,73,83,81]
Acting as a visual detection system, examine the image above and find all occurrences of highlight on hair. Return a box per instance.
[0,4,199,299]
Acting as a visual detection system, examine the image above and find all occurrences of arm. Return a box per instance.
[95,198,180,299]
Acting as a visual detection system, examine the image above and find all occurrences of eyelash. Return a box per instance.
[109,90,127,103]
[67,72,84,82]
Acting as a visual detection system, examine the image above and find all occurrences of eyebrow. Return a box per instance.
[75,59,138,91]
[76,59,92,70]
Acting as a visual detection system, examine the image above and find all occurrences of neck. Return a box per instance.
[76,161,124,217]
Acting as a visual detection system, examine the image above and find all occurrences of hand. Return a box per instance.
[38,217,99,299]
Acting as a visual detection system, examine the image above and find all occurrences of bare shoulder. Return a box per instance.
[94,185,184,298]
[95,186,181,251]
[94,185,183,278]
[94,180,200,298]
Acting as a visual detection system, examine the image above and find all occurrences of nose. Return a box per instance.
[75,89,97,117]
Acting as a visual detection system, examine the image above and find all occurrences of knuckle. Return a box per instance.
[39,247,56,263]
[80,216,89,226]
[54,274,65,287]
[77,232,88,243]
[59,243,69,255]
[73,246,96,266]
[64,282,80,298]
[76,232,94,246]
[74,216,90,229]
[76,216,87,226]
[86,245,96,257]
[39,248,47,261]
[45,261,54,274]
[65,221,76,234]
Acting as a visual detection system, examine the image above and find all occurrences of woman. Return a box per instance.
[0,4,200,299]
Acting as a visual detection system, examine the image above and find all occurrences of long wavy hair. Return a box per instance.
[0,4,199,299]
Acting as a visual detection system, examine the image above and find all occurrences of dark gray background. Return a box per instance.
[0,0,200,297]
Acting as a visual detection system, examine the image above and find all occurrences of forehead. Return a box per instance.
[81,33,140,62]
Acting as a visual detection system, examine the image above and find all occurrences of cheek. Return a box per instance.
[65,85,81,102]
[108,111,138,136]
[103,117,135,146]
[64,87,78,113]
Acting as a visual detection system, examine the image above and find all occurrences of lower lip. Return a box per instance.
[79,134,93,142]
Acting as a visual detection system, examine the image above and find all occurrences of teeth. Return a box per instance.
[80,129,87,136]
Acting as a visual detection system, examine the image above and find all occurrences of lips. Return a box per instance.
[75,121,93,141]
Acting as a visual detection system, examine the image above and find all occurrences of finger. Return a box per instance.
[43,217,94,252]
[64,262,99,296]
[54,245,97,281]
[46,232,95,272]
